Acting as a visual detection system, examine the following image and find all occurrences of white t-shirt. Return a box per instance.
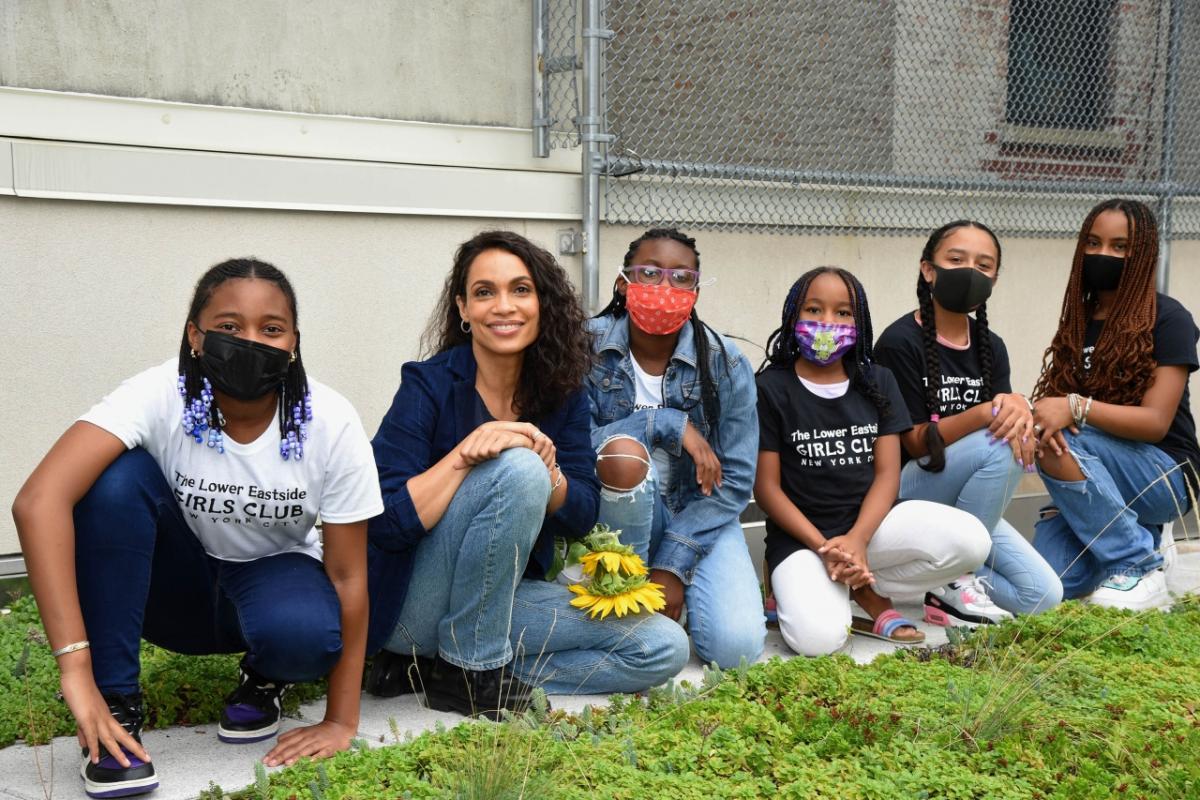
[80,359,384,562]
[798,375,849,399]
[630,356,672,493]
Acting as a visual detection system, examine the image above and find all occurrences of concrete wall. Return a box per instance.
[0,0,530,127]
[11,194,1198,554]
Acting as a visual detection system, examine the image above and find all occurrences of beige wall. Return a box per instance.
[0,1,530,127]
[9,197,1197,554]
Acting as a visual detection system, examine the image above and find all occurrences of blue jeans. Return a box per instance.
[597,461,766,669]
[900,429,1063,614]
[384,448,550,671]
[74,449,343,696]
[1034,427,1189,598]
[507,579,691,694]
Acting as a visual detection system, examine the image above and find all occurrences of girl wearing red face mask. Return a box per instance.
[586,228,766,670]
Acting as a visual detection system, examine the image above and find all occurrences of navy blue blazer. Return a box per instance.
[366,344,600,653]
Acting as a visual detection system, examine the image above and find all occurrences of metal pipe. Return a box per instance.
[531,0,549,158]
[1157,0,1184,294]
[605,156,1181,199]
[580,0,610,312]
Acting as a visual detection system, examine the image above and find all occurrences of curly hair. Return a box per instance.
[1032,199,1158,406]
[422,230,592,421]
[596,227,728,442]
[760,266,890,415]
[916,220,1002,472]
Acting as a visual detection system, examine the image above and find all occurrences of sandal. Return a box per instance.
[850,609,925,645]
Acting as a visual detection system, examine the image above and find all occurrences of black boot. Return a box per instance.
[364,650,432,697]
[423,657,543,720]
[81,692,159,798]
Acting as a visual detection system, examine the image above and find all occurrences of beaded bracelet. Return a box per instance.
[51,640,90,658]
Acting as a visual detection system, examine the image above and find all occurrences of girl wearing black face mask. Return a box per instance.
[12,259,383,798]
[1031,199,1200,612]
[875,221,1063,627]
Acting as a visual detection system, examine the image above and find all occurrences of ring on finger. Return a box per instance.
[1033,423,1044,433]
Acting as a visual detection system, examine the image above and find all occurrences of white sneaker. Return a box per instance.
[923,574,1015,626]
[1088,569,1169,611]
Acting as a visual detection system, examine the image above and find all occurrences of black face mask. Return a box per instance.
[199,330,292,401]
[929,265,994,313]
[1082,253,1125,293]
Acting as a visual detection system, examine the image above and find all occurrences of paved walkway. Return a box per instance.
[0,602,950,800]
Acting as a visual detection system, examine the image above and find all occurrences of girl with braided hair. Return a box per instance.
[588,227,766,669]
[875,221,1062,624]
[12,259,384,798]
[1031,199,1199,610]
[755,267,989,654]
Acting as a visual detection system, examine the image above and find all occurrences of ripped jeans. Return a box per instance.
[595,435,766,669]
[1034,427,1190,598]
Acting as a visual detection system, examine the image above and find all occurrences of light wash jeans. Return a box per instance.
[507,579,691,694]
[596,464,767,669]
[900,429,1063,614]
[384,448,549,670]
[771,499,991,657]
[1034,426,1189,598]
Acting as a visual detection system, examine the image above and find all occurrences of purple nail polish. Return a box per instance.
[992,406,999,417]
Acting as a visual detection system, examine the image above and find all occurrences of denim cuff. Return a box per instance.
[652,533,702,585]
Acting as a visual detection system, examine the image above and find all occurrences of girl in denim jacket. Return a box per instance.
[587,228,766,669]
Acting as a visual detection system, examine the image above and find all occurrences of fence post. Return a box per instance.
[580,0,612,312]
[532,0,550,158]
[1158,0,1184,295]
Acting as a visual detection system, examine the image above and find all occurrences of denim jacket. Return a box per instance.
[365,344,599,653]
[586,314,758,584]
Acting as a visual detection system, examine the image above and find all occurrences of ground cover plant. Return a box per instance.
[6,595,1200,798]
[218,599,1199,799]
[0,595,324,747]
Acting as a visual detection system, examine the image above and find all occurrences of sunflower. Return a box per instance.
[580,550,648,577]
[568,580,667,619]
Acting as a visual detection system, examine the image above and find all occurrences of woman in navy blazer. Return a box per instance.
[365,231,687,716]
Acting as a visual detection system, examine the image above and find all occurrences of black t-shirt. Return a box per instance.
[756,364,912,575]
[1083,293,1200,487]
[874,313,1013,425]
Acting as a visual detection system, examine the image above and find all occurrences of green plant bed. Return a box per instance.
[1,595,325,747]
[221,599,1199,800]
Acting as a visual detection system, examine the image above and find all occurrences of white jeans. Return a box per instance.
[771,499,990,657]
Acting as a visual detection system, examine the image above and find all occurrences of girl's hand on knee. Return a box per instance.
[818,535,873,586]
[1010,432,1037,473]
[989,393,1034,450]
[264,719,355,767]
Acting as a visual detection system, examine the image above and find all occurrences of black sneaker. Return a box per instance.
[423,657,542,721]
[364,650,432,697]
[80,692,159,798]
[218,662,289,743]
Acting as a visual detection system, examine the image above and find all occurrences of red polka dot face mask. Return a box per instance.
[625,282,698,336]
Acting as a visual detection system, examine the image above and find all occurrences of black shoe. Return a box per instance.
[365,650,431,697]
[423,657,542,720]
[80,692,159,798]
[218,662,289,744]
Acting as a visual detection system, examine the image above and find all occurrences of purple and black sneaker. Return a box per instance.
[218,663,288,744]
[80,692,158,798]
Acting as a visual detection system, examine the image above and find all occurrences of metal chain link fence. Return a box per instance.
[535,0,584,152]
[595,0,1200,239]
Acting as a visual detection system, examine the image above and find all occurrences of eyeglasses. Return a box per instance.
[623,264,702,290]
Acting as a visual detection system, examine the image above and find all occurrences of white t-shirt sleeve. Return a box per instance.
[78,360,176,450]
[318,396,384,525]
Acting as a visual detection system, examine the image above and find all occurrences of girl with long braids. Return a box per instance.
[755,267,989,654]
[588,228,766,668]
[874,221,1062,624]
[367,230,687,709]
[12,259,383,798]
[1031,199,1199,610]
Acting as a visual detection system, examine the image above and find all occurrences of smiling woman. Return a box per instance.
[365,230,688,714]
[10,259,384,798]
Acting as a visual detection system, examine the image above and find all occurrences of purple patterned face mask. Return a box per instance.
[794,320,857,365]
